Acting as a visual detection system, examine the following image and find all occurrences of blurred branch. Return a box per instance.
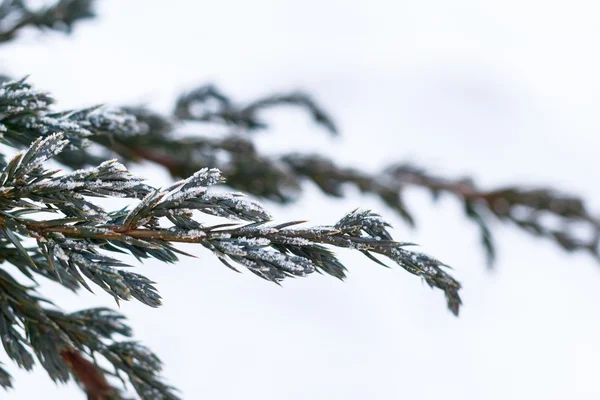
[0,0,94,44]
[174,84,338,134]
[59,349,113,400]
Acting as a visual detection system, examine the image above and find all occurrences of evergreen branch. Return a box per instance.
[0,0,95,44]
[51,310,180,400]
[0,135,460,314]
[0,77,138,170]
[0,362,11,389]
[0,237,81,290]
[14,212,460,314]
[1,77,595,295]
[2,75,595,266]
[0,267,178,398]
[174,84,338,134]
[383,163,600,263]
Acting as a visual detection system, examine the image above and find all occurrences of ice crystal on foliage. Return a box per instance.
[197,193,272,221]
[278,237,312,246]
[86,109,139,136]
[0,79,51,115]
[34,115,92,136]
[11,133,69,179]
[163,167,223,202]
[335,209,393,240]
[27,158,152,199]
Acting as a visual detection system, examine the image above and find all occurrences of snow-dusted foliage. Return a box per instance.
[0,77,462,399]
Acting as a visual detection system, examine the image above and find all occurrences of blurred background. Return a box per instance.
[2,0,600,398]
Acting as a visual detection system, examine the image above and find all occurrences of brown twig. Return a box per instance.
[60,349,114,400]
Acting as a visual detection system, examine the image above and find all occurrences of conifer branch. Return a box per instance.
[0,79,461,398]
[0,0,95,44]
[174,84,338,134]
[0,133,461,314]
[3,75,598,268]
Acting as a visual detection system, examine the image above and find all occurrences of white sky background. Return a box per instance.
[2,0,600,398]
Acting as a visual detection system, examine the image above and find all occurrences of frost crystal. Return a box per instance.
[278,237,311,246]
[86,109,140,136]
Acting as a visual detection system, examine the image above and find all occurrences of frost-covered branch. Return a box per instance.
[2,76,598,269]
[0,266,178,399]
[0,117,461,397]
[0,133,461,313]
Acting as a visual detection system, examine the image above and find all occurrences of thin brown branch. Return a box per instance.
[59,349,115,400]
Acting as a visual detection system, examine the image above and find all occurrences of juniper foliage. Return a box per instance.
[0,78,461,398]
[1,1,600,399]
